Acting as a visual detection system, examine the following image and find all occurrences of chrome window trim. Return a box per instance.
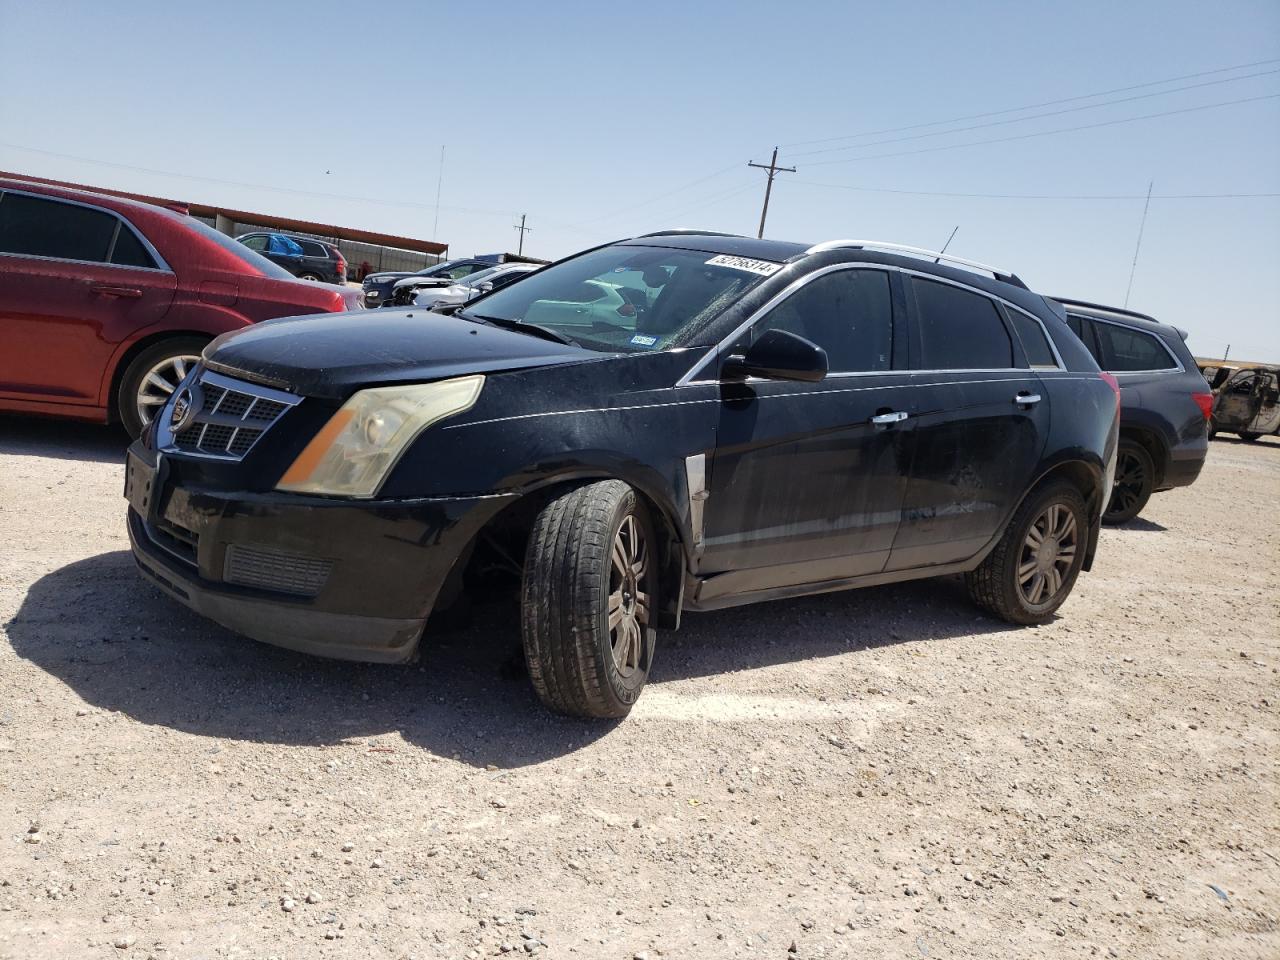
[677,262,1063,387]
[0,187,172,273]
[1070,312,1183,374]
[804,239,1011,280]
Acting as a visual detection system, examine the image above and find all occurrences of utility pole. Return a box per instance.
[1123,180,1153,309]
[513,214,531,256]
[748,147,795,239]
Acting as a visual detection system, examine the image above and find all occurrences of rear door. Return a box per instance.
[697,266,915,591]
[0,190,176,406]
[885,275,1052,571]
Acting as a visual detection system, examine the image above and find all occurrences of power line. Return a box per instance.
[0,141,523,219]
[781,57,1280,149]
[788,178,1280,200]
[803,93,1280,168]
[568,163,741,226]
[788,68,1280,160]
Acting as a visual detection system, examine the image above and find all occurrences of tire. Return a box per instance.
[1238,431,1261,443]
[298,272,323,282]
[521,481,658,718]
[116,337,206,439]
[1102,439,1154,524]
[965,481,1088,625]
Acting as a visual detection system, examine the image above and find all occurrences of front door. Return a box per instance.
[697,266,913,594]
[0,190,175,406]
[886,275,1051,571]
[1214,370,1261,431]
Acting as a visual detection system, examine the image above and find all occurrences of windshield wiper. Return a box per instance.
[460,312,579,346]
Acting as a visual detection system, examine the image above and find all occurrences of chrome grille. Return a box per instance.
[224,544,333,597]
[157,368,301,461]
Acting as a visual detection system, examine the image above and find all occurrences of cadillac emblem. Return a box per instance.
[170,385,201,433]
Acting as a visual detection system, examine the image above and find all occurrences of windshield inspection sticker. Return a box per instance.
[630,334,659,347]
[705,254,782,277]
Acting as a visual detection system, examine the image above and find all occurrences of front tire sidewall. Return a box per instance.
[521,481,658,719]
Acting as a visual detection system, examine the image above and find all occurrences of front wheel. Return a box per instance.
[116,337,206,438]
[1103,439,1154,524]
[521,481,658,718]
[966,481,1088,625]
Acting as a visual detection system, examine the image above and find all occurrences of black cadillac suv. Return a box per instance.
[125,233,1119,718]
[1055,300,1212,523]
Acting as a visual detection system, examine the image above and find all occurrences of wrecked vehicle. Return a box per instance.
[125,233,1119,718]
[1211,366,1280,441]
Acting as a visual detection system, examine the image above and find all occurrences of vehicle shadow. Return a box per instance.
[7,551,1018,768]
[1211,434,1278,447]
[0,416,129,465]
[1116,517,1167,533]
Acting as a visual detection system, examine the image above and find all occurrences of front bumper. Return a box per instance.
[125,445,514,663]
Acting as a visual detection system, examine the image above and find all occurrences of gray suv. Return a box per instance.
[1056,299,1213,523]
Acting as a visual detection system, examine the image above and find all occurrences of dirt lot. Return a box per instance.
[0,421,1276,960]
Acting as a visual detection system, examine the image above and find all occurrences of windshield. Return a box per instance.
[185,218,297,280]
[457,266,506,287]
[461,244,773,353]
[420,259,487,280]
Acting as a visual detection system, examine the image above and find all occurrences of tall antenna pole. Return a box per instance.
[1123,180,1153,308]
[748,147,796,239]
[432,145,446,244]
[513,214,531,256]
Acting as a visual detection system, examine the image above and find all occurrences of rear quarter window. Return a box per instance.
[1094,323,1175,372]
[1006,310,1057,367]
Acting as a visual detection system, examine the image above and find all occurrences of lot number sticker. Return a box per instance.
[705,254,782,277]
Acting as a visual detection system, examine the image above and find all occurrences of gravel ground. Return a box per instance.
[0,419,1276,960]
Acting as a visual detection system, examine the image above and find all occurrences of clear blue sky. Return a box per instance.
[2,0,1277,360]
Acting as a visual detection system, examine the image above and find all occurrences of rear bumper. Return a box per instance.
[125,445,514,662]
[1159,447,1207,490]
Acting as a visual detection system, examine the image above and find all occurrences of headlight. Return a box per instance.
[276,376,484,498]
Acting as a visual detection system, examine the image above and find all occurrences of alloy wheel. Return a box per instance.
[1017,503,1078,606]
[136,354,200,427]
[607,514,650,678]
[1109,449,1147,517]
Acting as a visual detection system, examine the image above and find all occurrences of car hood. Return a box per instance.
[204,308,592,400]
[365,272,414,285]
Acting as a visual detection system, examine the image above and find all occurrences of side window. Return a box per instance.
[296,239,327,258]
[0,192,118,262]
[448,263,484,279]
[910,278,1012,369]
[747,269,893,373]
[1006,310,1057,367]
[1065,314,1102,364]
[109,224,157,269]
[241,235,269,252]
[1093,323,1173,372]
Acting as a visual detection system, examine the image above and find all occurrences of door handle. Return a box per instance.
[90,282,143,299]
[870,410,909,425]
[1015,392,1042,405]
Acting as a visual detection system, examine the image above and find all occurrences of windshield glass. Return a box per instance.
[184,218,297,280]
[463,244,773,353]
[420,259,486,280]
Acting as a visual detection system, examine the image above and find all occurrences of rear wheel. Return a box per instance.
[116,337,206,438]
[1103,440,1154,524]
[1238,431,1261,442]
[966,481,1087,625]
[521,481,657,718]
[298,272,323,282]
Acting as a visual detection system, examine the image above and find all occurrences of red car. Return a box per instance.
[0,178,362,436]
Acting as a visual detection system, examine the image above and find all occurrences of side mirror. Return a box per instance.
[721,329,828,383]
[476,281,495,294]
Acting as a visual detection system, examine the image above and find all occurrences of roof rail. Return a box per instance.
[805,239,1026,288]
[636,229,744,239]
[1050,297,1158,324]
